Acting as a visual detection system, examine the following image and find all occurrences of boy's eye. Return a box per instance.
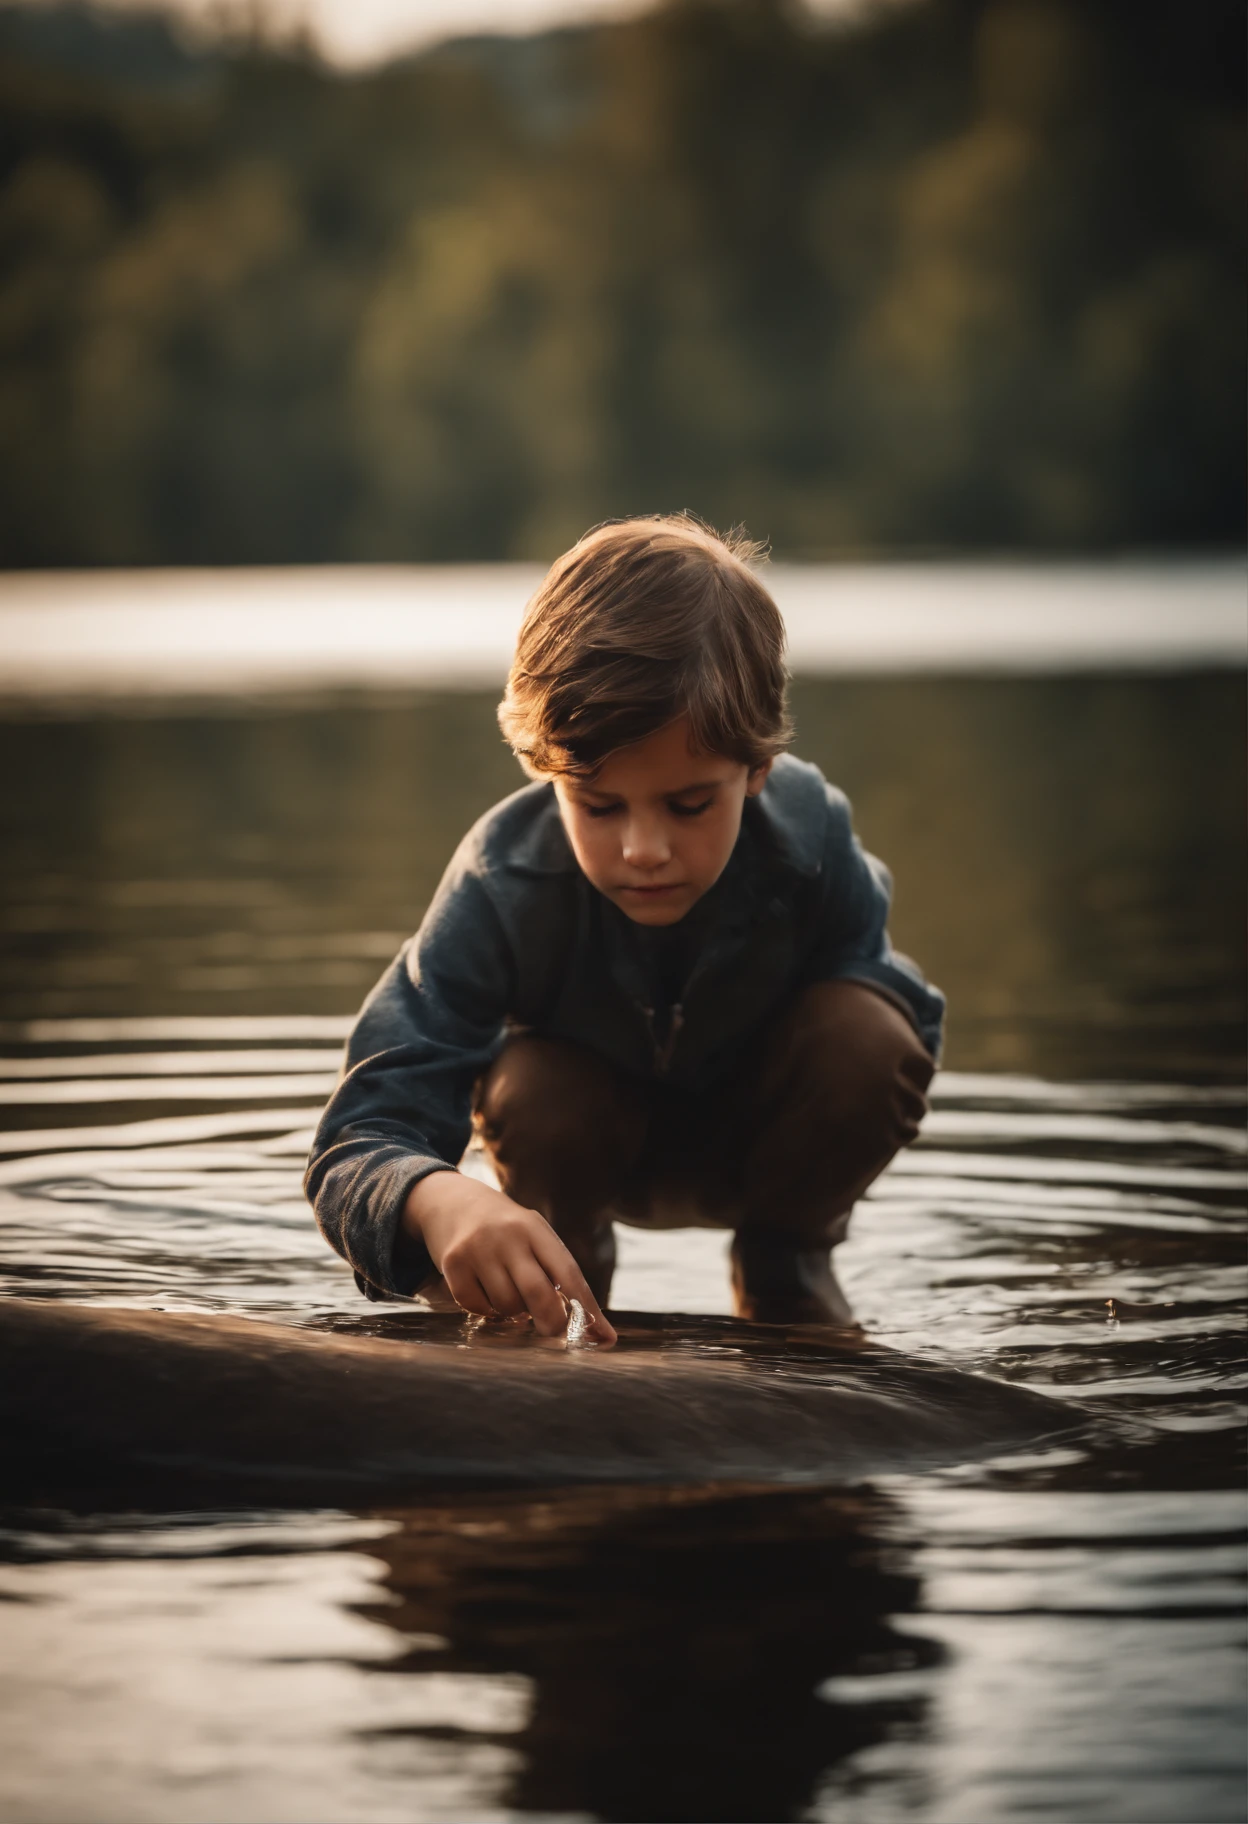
[579,796,712,819]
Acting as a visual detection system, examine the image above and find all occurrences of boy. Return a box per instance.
[306,517,943,1344]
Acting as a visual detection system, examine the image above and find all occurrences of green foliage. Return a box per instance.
[0,0,1242,563]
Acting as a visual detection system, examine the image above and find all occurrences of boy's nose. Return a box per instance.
[621,816,672,870]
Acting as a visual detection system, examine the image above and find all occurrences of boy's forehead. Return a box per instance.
[580,721,742,791]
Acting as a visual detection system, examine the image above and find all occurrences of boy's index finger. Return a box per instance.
[531,1230,617,1346]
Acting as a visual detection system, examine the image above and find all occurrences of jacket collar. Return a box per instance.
[502,785,580,875]
[742,758,825,879]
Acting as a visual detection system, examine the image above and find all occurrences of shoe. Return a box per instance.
[730,1229,856,1327]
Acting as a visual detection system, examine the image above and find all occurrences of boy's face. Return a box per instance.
[553,715,771,926]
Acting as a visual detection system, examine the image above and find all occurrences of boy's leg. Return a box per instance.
[729,980,934,1325]
[472,1035,648,1306]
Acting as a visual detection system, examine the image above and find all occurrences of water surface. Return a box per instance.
[0,632,1243,1821]
[1,671,1243,1078]
[0,1039,1242,1821]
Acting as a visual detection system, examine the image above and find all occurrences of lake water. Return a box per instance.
[0,563,1244,1822]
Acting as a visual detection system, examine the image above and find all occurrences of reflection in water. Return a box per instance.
[0,673,1243,1078]
[0,1491,934,1824]
[356,1486,930,1824]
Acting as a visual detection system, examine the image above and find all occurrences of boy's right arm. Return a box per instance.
[305,861,614,1341]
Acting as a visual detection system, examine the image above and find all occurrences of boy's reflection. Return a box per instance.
[355,1483,938,1823]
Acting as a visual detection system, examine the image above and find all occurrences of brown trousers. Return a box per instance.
[472,979,934,1322]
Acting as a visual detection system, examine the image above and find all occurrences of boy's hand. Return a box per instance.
[403,1172,617,1344]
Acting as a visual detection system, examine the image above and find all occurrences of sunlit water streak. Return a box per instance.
[1,561,1242,697]
[0,1025,1243,1823]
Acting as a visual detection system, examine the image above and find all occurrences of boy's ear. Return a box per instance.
[744,758,774,798]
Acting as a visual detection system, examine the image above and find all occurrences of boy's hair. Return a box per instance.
[498,515,793,778]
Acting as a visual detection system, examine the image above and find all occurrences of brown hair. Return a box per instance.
[498,515,793,777]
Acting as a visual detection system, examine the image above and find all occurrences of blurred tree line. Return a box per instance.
[0,0,1242,565]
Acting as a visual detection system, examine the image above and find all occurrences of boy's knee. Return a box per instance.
[762,979,934,1154]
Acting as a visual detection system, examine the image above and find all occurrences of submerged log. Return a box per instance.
[1,1299,1067,1501]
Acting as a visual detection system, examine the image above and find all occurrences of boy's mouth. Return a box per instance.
[619,882,684,897]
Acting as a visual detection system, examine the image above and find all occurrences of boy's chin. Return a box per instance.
[612,890,696,926]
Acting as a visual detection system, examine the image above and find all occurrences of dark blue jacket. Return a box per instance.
[305,753,944,1299]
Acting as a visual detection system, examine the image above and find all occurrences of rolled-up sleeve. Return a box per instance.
[806,787,946,1060]
[304,865,515,1300]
